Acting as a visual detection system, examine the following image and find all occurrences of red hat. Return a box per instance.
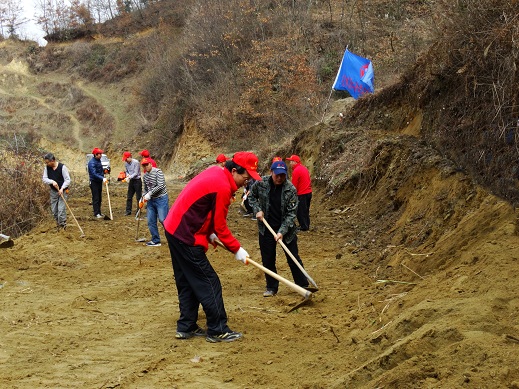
[92,147,104,155]
[141,158,151,165]
[216,154,228,163]
[285,154,301,163]
[139,149,150,157]
[122,151,132,161]
[232,151,261,181]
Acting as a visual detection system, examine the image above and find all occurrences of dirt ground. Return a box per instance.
[2,154,519,389]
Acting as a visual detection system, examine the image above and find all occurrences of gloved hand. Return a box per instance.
[234,247,249,263]
[209,233,217,248]
[144,192,151,201]
[124,177,130,183]
[103,177,108,183]
[139,200,145,209]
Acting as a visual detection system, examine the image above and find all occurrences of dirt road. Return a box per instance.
[2,177,519,388]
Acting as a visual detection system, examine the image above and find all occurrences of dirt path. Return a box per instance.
[2,178,519,388]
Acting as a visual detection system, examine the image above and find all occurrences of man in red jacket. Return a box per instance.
[286,154,312,231]
[163,151,261,343]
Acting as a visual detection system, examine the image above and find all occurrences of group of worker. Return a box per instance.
[42,149,313,343]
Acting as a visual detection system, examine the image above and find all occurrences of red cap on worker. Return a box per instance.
[92,147,104,155]
[139,149,150,157]
[216,154,228,163]
[122,151,132,161]
[232,151,261,181]
[141,158,151,165]
[285,154,301,163]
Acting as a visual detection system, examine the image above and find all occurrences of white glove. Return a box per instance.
[209,233,217,243]
[103,177,107,183]
[124,177,130,183]
[234,247,249,263]
[144,192,151,201]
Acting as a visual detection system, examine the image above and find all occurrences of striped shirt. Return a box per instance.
[143,167,167,198]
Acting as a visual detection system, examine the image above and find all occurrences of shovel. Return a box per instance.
[0,233,14,249]
[104,180,113,220]
[261,218,318,290]
[214,239,312,312]
[60,193,86,238]
[135,198,146,242]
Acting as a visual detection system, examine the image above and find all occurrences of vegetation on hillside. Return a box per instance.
[0,134,48,238]
[351,0,519,204]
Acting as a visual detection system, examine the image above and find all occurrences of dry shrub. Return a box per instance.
[75,98,114,139]
[352,0,519,205]
[0,140,48,238]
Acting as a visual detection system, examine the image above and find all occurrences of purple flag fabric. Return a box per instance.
[332,49,374,99]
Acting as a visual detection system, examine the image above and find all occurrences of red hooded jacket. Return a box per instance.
[291,163,312,195]
[163,166,241,253]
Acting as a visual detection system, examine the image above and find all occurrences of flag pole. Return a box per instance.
[320,45,349,123]
[320,88,334,123]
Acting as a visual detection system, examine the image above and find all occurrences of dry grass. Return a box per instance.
[0,140,49,238]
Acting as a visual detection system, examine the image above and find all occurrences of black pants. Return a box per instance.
[166,231,231,336]
[297,193,312,231]
[126,178,142,214]
[258,231,308,292]
[90,180,103,216]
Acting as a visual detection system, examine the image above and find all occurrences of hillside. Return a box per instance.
[2,0,519,387]
[1,104,519,387]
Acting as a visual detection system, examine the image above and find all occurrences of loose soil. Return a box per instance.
[2,161,519,388]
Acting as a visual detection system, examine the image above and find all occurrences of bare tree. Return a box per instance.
[0,0,28,38]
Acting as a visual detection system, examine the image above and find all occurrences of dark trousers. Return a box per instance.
[90,180,103,216]
[126,178,142,214]
[244,198,253,214]
[166,232,231,336]
[258,232,308,292]
[296,193,312,231]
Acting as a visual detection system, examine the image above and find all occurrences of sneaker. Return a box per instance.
[146,241,161,247]
[242,213,253,217]
[251,216,257,221]
[95,214,104,219]
[125,211,131,216]
[263,289,276,297]
[206,331,243,343]
[175,326,206,340]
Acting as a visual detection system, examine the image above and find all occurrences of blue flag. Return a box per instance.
[332,49,374,99]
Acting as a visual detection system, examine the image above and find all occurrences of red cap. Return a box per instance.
[92,147,104,155]
[141,158,151,165]
[216,154,228,163]
[122,151,132,161]
[232,151,261,181]
[285,154,301,163]
[139,149,150,157]
[272,156,282,163]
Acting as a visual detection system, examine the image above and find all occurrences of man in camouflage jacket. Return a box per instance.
[248,160,310,297]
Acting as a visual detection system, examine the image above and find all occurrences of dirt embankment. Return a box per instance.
[2,111,519,388]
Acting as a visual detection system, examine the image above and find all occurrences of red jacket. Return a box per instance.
[291,163,312,195]
[163,166,241,253]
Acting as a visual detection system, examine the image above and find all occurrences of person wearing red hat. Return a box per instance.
[285,154,312,231]
[122,151,142,216]
[163,151,261,343]
[88,148,108,218]
[139,149,157,167]
[215,154,228,167]
[141,158,169,246]
[248,160,311,297]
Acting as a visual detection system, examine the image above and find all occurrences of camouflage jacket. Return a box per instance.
[248,175,299,243]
